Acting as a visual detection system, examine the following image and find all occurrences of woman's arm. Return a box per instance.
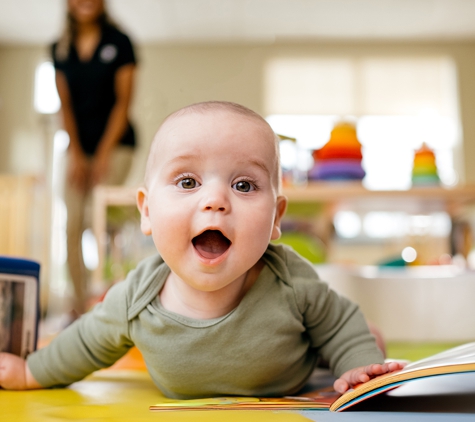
[91,63,136,186]
[55,70,89,192]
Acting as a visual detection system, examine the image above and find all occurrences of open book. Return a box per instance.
[330,341,475,411]
[150,342,475,412]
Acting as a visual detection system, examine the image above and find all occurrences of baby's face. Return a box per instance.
[138,110,286,293]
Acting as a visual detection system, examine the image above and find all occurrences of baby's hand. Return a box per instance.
[0,353,42,390]
[333,361,406,394]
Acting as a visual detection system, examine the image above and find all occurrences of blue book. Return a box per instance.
[0,256,40,358]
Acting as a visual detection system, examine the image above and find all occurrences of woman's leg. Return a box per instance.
[64,156,90,315]
[65,147,134,314]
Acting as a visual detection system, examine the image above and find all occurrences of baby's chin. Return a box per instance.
[181,273,244,293]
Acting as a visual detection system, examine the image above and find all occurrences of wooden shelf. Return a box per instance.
[94,183,475,205]
[283,182,475,213]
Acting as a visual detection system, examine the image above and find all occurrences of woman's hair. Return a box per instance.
[55,4,117,61]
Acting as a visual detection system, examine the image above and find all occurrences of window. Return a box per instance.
[34,61,60,114]
[265,56,460,190]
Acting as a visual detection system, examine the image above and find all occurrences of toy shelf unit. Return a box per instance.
[91,183,475,287]
[285,182,475,265]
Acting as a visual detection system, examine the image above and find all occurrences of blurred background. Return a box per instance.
[2,0,475,349]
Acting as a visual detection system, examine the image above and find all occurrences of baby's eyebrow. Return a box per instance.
[165,153,202,166]
[164,154,272,179]
[236,158,271,178]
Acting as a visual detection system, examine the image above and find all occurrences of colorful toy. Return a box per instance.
[412,143,440,186]
[309,122,365,181]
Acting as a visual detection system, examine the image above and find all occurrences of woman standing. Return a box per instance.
[53,0,137,315]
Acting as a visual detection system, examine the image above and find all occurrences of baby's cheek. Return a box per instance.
[237,222,273,263]
[150,209,187,248]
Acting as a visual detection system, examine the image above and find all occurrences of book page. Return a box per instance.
[402,343,475,372]
[389,372,475,396]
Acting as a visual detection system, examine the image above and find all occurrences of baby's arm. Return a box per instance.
[0,353,42,390]
[5,277,134,390]
[333,361,406,394]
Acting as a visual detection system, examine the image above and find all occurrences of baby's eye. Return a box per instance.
[178,178,199,189]
[233,180,255,192]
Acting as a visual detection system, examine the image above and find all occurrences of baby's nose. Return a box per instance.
[205,203,226,211]
[200,185,230,212]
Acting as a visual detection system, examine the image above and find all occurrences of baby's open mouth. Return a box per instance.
[192,230,231,260]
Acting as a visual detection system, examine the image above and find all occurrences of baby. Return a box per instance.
[0,101,403,397]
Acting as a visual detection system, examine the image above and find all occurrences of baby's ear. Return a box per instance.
[137,188,152,235]
[271,195,287,240]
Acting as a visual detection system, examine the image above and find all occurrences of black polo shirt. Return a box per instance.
[52,25,137,156]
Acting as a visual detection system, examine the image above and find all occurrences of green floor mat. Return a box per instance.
[386,342,466,362]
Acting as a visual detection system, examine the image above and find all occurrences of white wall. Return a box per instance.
[0,46,48,174]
